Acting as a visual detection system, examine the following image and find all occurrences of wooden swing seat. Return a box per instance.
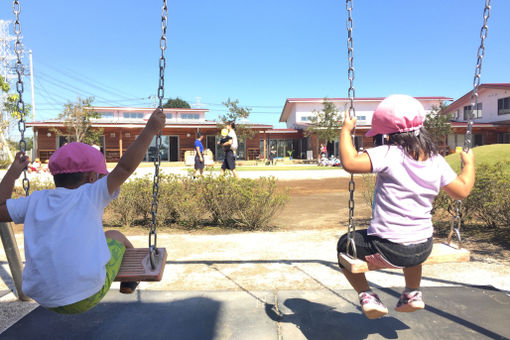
[114,248,167,282]
[339,243,470,274]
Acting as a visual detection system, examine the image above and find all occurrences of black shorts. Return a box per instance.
[337,229,433,268]
[221,150,236,170]
[194,154,204,170]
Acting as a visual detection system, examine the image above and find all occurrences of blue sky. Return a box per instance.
[1,0,509,129]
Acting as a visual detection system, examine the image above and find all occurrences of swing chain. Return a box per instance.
[12,0,29,196]
[450,0,490,248]
[149,0,168,269]
[345,0,357,259]
[465,0,491,151]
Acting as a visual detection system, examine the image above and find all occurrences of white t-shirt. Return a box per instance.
[228,129,238,151]
[6,176,118,308]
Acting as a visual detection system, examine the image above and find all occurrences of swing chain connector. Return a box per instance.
[345,0,357,259]
[149,0,168,270]
[448,200,463,249]
[12,0,29,196]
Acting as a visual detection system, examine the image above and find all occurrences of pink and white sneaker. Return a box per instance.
[359,291,388,319]
[395,290,425,312]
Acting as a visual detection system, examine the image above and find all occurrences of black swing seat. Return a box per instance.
[339,243,470,274]
[114,248,167,282]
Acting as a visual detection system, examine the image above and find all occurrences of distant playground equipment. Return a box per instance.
[185,149,214,166]
[338,0,490,273]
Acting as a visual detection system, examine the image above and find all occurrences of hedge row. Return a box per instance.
[105,174,289,230]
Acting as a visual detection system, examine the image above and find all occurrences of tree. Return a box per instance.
[0,75,32,161]
[423,102,452,148]
[163,97,191,108]
[217,98,255,141]
[51,97,103,146]
[304,98,343,154]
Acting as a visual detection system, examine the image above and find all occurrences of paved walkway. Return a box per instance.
[2,230,510,338]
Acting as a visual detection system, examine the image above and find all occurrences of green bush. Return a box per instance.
[433,162,510,229]
[107,175,152,227]
[228,177,288,230]
[104,174,289,230]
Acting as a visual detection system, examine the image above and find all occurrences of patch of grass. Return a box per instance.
[445,144,510,173]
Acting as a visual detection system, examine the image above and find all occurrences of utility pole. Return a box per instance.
[0,20,18,162]
[29,50,36,159]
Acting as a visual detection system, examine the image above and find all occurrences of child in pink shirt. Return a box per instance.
[338,94,475,319]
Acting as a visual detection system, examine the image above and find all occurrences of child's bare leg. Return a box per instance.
[395,264,425,312]
[231,169,238,178]
[341,269,370,293]
[402,264,422,290]
[105,230,133,249]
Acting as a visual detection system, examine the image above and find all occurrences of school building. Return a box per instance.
[27,83,510,162]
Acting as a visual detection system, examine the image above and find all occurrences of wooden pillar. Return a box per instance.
[0,222,30,300]
[263,131,267,159]
[119,129,123,158]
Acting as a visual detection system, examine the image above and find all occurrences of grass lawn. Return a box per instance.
[445,144,510,172]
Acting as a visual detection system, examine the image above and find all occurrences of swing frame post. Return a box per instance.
[0,222,30,301]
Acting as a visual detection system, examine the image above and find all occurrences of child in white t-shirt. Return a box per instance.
[0,108,166,314]
[338,95,475,319]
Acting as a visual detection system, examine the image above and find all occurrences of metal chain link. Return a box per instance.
[12,0,29,196]
[465,0,491,152]
[149,0,168,269]
[345,0,357,259]
[450,0,491,248]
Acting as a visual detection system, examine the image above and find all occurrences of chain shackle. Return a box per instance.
[149,0,168,269]
[12,0,30,196]
[465,0,491,152]
[345,0,357,258]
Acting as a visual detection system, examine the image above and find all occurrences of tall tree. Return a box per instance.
[304,98,343,153]
[424,102,452,148]
[163,97,191,108]
[217,98,255,141]
[51,97,103,146]
[0,75,32,161]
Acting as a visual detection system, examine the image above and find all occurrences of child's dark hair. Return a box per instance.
[53,172,86,188]
[387,127,440,160]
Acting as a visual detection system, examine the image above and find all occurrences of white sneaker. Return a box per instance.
[359,291,388,319]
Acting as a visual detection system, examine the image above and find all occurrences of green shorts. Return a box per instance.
[48,238,126,314]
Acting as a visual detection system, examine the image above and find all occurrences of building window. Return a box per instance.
[301,116,313,122]
[166,113,173,119]
[357,115,366,122]
[101,112,114,119]
[123,112,143,119]
[181,113,199,120]
[498,97,510,115]
[498,133,510,144]
[463,103,482,120]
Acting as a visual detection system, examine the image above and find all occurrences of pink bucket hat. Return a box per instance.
[49,142,108,175]
[365,94,426,137]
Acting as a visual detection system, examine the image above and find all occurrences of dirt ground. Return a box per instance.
[10,177,510,264]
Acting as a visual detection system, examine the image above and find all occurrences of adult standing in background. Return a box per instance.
[220,121,238,178]
[193,132,205,178]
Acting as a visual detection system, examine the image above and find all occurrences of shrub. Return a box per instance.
[359,174,376,210]
[227,177,288,229]
[433,162,510,229]
[106,175,152,227]
[104,174,289,230]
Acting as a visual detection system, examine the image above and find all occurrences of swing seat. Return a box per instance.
[339,243,470,274]
[114,248,167,282]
